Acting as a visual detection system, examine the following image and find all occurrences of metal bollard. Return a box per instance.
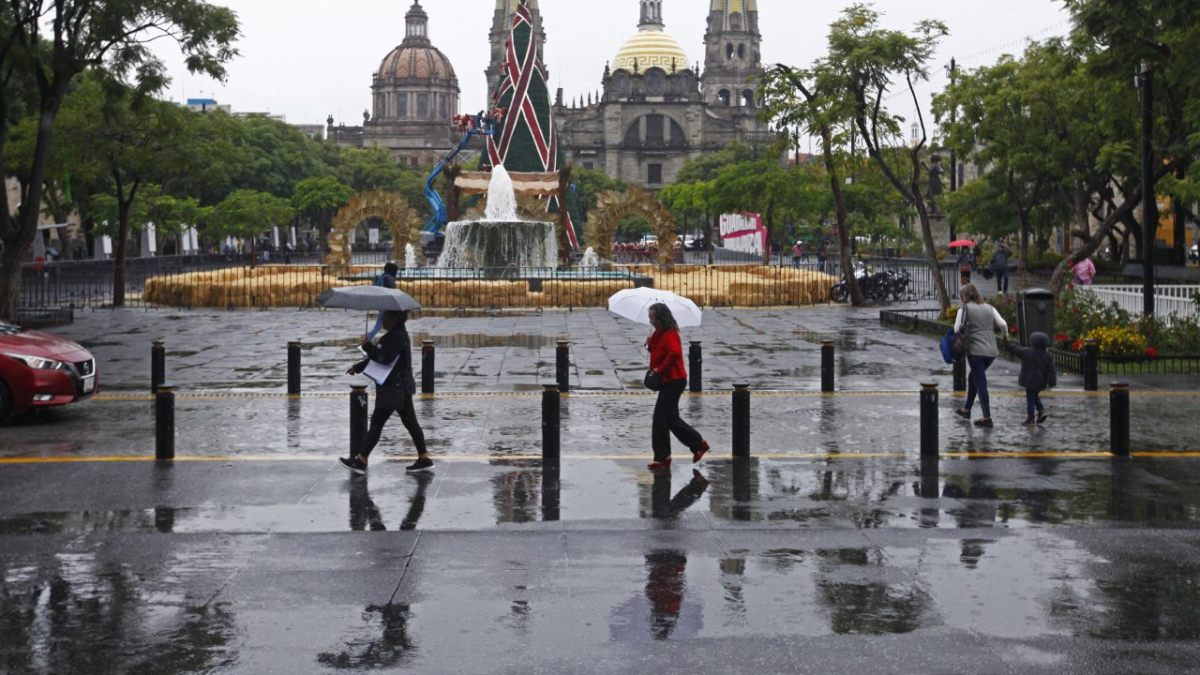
[920,382,939,458]
[542,384,561,466]
[556,340,571,394]
[155,384,176,460]
[421,340,435,395]
[151,340,166,394]
[952,357,966,393]
[1083,340,1100,392]
[541,465,561,522]
[350,385,369,458]
[732,384,751,459]
[287,341,302,396]
[821,340,836,393]
[689,341,703,393]
[1110,382,1130,458]
[919,455,940,499]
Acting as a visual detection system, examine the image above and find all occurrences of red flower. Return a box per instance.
[1054,333,1070,343]
[1009,325,1019,335]
[1071,340,1085,352]
[1145,347,1160,359]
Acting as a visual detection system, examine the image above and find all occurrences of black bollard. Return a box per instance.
[1110,382,1130,458]
[556,340,571,394]
[287,341,302,396]
[350,385,369,459]
[919,455,940,499]
[732,384,751,458]
[952,357,967,393]
[821,340,836,393]
[920,382,939,458]
[155,384,176,460]
[1083,339,1100,392]
[541,465,561,522]
[689,341,703,393]
[151,340,166,394]
[421,340,435,395]
[542,384,561,466]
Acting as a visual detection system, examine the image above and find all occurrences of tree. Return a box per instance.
[762,64,865,304]
[823,4,952,309]
[0,0,238,320]
[211,190,294,266]
[291,176,353,252]
[566,167,626,244]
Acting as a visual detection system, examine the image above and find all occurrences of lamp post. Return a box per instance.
[1138,60,1156,317]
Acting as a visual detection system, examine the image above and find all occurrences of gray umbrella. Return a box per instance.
[318,286,422,312]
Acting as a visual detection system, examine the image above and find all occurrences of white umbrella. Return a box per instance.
[318,286,422,312]
[607,288,702,328]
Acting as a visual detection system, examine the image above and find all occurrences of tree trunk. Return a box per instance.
[915,205,952,311]
[1050,189,1143,297]
[113,205,130,308]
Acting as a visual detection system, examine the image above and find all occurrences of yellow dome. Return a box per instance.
[613,28,690,74]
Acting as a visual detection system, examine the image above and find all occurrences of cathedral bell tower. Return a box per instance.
[487,0,545,97]
[702,0,762,109]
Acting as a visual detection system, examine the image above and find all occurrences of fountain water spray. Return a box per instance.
[438,164,558,274]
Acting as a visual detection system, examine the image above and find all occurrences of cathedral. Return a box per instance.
[330,0,777,188]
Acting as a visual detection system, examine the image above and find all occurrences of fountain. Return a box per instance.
[580,247,599,269]
[404,243,418,270]
[437,165,558,276]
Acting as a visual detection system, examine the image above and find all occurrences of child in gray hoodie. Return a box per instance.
[1011,332,1057,426]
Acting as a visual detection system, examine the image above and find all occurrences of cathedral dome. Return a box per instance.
[376,1,457,84]
[613,28,689,74]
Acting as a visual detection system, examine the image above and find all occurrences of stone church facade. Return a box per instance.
[331,0,777,188]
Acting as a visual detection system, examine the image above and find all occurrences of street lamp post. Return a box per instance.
[1138,60,1156,317]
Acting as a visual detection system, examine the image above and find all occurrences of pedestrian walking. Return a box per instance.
[339,310,432,475]
[991,243,1011,294]
[953,284,1009,428]
[957,249,974,288]
[791,242,803,268]
[366,262,401,339]
[1011,331,1057,427]
[645,303,710,471]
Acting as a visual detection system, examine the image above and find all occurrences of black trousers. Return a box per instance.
[362,386,427,459]
[652,379,703,461]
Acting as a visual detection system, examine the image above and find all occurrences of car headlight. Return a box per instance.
[3,352,67,371]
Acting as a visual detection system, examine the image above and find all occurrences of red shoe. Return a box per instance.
[692,440,710,464]
[647,459,672,471]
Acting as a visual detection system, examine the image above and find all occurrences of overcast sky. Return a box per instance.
[152,0,1071,131]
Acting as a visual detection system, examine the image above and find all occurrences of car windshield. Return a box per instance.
[0,322,23,336]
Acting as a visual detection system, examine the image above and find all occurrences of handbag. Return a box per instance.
[644,370,663,392]
[951,308,971,358]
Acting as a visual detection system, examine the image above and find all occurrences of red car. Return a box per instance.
[0,321,97,422]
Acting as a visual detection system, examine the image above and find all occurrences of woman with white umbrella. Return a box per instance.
[644,303,710,471]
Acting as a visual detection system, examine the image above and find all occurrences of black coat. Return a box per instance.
[1013,345,1057,391]
[355,326,416,395]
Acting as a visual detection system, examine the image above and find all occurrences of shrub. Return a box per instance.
[1057,289,1133,342]
[1084,325,1148,357]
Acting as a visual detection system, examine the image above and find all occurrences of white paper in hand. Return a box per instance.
[363,356,400,386]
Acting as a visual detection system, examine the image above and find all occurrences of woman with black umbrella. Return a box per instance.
[339,310,432,474]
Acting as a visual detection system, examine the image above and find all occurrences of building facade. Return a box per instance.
[328,1,460,168]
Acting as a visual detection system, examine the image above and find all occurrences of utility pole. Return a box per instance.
[1138,60,1156,317]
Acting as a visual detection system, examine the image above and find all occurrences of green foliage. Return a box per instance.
[1056,289,1133,345]
[211,190,294,242]
[292,177,353,227]
[568,168,628,239]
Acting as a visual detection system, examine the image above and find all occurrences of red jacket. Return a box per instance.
[648,328,688,383]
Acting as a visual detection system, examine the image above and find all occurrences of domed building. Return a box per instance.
[550,0,776,188]
[329,1,460,168]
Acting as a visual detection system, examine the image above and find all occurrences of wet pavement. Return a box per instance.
[3,306,1200,673]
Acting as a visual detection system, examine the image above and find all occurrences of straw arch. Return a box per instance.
[587,187,677,265]
[327,191,422,273]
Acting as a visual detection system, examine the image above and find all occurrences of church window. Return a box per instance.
[738,44,746,59]
[645,115,665,145]
[648,164,663,185]
[417,94,430,119]
[397,93,409,119]
[718,90,731,106]
[646,70,665,95]
[583,162,595,171]
[726,43,734,61]
[439,95,448,120]
[742,90,755,107]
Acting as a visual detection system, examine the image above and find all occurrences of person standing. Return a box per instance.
[1072,256,1096,286]
[791,242,803,268]
[646,303,710,471]
[957,248,974,288]
[1011,331,1057,427]
[953,284,1008,428]
[340,310,432,475]
[991,244,1012,294]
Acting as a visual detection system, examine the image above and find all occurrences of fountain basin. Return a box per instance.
[438,220,558,277]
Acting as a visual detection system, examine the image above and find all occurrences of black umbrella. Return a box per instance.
[318,286,422,312]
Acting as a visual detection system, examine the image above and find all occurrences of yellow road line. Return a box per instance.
[4,451,1200,466]
[92,389,1200,403]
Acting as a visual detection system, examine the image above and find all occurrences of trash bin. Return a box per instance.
[1017,288,1056,347]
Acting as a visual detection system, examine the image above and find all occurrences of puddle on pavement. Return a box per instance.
[315,333,561,349]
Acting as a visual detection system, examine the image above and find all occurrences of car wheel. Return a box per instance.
[0,380,12,425]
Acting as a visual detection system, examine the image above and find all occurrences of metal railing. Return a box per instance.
[1081,285,1200,325]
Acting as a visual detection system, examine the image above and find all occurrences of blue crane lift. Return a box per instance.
[421,111,503,238]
